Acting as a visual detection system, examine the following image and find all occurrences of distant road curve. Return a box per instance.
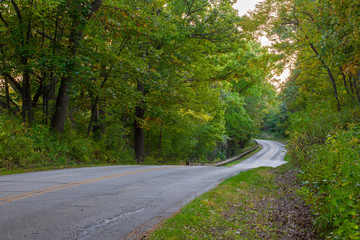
[0,140,286,240]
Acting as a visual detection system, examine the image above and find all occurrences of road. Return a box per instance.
[0,140,286,240]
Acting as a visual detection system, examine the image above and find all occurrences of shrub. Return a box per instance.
[289,124,360,239]
[0,115,135,172]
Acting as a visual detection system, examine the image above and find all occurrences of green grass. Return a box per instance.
[223,145,262,167]
[148,164,295,240]
[0,163,114,175]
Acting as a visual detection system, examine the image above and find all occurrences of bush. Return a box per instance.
[288,124,360,239]
[0,115,34,169]
[0,115,135,172]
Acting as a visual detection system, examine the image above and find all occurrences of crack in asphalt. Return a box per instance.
[76,208,145,240]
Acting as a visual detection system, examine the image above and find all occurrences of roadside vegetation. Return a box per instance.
[223,143,262,167]
[248,0,360,238]
[148,160,317,240]
[0,0,276,173]
[1,0,359,238]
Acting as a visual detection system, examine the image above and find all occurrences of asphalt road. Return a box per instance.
[0,140,286,240]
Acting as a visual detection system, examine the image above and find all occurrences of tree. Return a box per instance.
[50,0,102,133]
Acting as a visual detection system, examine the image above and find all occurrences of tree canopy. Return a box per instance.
[0,0,275,166]
[247,0,360,238]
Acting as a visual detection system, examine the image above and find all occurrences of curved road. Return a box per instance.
[0,140,286,240]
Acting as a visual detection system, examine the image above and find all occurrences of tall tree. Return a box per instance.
[50,0,102,133]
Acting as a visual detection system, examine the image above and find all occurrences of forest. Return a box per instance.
[249,0,360,238]
[0,0,360,238]
[0,0,275,167]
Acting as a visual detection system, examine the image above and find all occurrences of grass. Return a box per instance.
[148,167,276,240]
[0,163,114,175]
[223,145,262,167]
[148,159,316,240]
[0,141,260,175]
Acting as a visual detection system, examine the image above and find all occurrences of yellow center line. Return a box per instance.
[0,166,176,204]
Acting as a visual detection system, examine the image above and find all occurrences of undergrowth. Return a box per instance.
[288,123,360,239]
[0,115,134,173]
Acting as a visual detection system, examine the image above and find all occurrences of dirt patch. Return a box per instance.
[241,168,319,239]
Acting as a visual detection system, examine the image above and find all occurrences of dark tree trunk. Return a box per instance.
[87,38,128,137]
[340,67,350,96]
[21,57,34,124]
[32,83,43,108]
[50,16,78,133]
[98,106,106,133]
[145,129,150,156]
[87,96,103,137]
[294,12,342,112]
[50,75,70,133]
[43,84,48,124]
[50,0,102,133]
[87,99,96,136]
[157,124,163,159]
[87,65,111,137]
[307,41,341,111]
[349,76,354,94]
[4,77,10,111]
[42,76,57,124]
[134,80,146,164]
[353,72,360,106]
[325,65,341,112]
[13,1,34,124]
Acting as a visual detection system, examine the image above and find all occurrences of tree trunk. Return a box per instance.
[134,80,146,164]
[353,72,360,106]
[158,123,163,158]
[43,84,48,124]
[50,75,70,133]
[340,67,350,95]
[4,77,10,111]
[157,126,162,159]
[349,76,354,94]
[307,41,341,111]
[21,57,34,124]
[87,96,102,137]
[50,4,80,133]
[50,0,102,133]
[296,13,342,112]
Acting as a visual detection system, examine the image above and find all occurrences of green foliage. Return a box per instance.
[289,123,360,238]
[261,103,288,138]
[225,92,254,143]
[247,0,360,237]
[0,0,275,168]
[0,115,34,169]
[0,115,135,172]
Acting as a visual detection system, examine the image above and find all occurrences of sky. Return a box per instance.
[233,0,290,85]
[232,0,263,16]
[233,0,270,47]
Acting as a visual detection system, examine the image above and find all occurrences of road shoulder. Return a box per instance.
[146,163,318,239]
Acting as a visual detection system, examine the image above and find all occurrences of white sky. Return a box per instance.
[233,0,290,85]
[233,0,263,16]
[233,0,271,46]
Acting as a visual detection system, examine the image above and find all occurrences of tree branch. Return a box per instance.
[2,73,22,94]
[0,12,9,27]
[87,0,103,19]
[10,0,22,23]
[0,95,20,111]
